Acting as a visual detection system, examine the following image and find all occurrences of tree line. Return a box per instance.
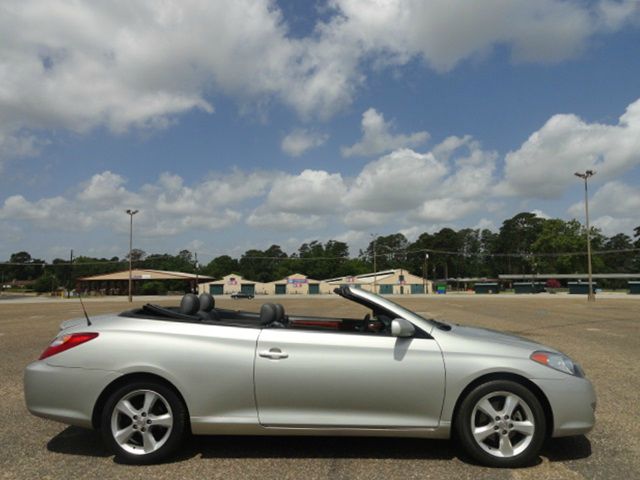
[1,212,639,292]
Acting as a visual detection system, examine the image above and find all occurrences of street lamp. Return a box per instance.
[370,233,378,294]
[423,253,429,294]
[125,209,139,302]
[574,170,596,302]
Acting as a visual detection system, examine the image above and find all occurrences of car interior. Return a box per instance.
[122,291,395,335]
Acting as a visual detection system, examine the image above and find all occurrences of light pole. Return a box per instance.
[423,253,429,294]
[370,233,378,294]
[126,209,139,302]
[574,170,596,302]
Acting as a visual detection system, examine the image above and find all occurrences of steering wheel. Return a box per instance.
[375,312,392,334]
[361,313,371,332]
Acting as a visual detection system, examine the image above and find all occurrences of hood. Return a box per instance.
[448,324,560,354]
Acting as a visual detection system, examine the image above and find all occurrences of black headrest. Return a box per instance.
[199,293,215,312]
[260,303,277,325]
[273,303,285,321]
[180,294,200,315]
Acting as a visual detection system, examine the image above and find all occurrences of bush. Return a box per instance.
[32,273,59,293]
[141,281,168,295]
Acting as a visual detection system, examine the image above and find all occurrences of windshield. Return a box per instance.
[336,286,445,332]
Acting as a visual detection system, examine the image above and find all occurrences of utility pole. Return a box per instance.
[574,170,596,302]
[194,252,199,294]
[126,209,139,303]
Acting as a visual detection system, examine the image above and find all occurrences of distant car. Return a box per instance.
[24,286,595,467]
[231,292,254,299]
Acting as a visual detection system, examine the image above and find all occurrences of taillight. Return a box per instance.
[39,332,99,360]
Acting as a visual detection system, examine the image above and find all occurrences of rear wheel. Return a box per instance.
[455,380,546,467]
[101,381,187,464]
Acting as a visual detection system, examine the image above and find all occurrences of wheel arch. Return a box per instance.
[450,372,554,438]
[92,372,191,430]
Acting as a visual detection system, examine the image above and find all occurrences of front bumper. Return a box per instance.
[532,376,596,437]
[24,361,121,428]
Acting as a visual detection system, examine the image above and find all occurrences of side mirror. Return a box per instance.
[391,318,415,338]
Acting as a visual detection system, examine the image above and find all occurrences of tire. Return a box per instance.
[101,380,187,464]
[455,380,546,468]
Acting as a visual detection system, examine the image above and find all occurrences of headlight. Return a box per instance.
[530,351,584,377]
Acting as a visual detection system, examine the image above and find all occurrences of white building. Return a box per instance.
[325,269,432,295]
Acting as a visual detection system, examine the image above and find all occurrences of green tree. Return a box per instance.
[239,245,288,282]
[32,271,59,293]
[603,233,634,273]
[431,228,461,279]
[7,251,45,280]
[479,229,500,277]
[362,233,409,271]
[497,212,545,274]
[143,251,195,273]
[126,248,147,262]
[456,228,483,278]
[531,219,585,273]
[202,255,239,279]
[406,232,434,278]
[298,240,350,279]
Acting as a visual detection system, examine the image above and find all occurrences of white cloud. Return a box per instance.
[327,0,611,72]
[333,229,369,250]
[341,108,429,157]
[3,0,637,169]
[252,135,497,232]
[432,135,474,160]
[474,218,496,231]
[499,98,640,198]
[263,170,347,215]
[245,169,346,229]
[344,148,447,212]
[246,211,325,230]
[437,139,498,199]
[152,171,271,215]
[531,209,551,219]
[78,171,135,204]
[412,198,479,223]
[281,129,329,157]
[0,221,23,243]
[0,170,267,235]
[568,180,640,235]
[0,194,94,230]
[568,181,640,218]
[591,215,639,237]
[343,210,393,230]
[598,0,640,30]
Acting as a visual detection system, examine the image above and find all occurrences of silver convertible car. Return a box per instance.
[24,286,595,467]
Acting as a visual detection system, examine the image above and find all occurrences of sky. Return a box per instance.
[1,0,640,263]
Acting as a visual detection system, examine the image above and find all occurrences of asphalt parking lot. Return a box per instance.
[1,294,638,479]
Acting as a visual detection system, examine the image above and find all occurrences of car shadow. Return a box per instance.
[47,426,111,458]
[47,427,591,466]
[542,435,592,461]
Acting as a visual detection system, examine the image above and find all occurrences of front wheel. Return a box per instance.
[101,381,187,464]
[455,380,546,468]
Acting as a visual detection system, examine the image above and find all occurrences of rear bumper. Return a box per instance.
[24,361,121,428]
[532,376,596,437]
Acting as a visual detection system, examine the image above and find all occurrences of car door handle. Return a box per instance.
[259,348,289,360]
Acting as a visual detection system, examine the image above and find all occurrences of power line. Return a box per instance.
[1,247,638,267]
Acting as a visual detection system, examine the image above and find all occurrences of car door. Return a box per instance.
[254,326,445,428]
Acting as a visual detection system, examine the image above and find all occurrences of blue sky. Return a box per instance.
[1,0,639,262]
